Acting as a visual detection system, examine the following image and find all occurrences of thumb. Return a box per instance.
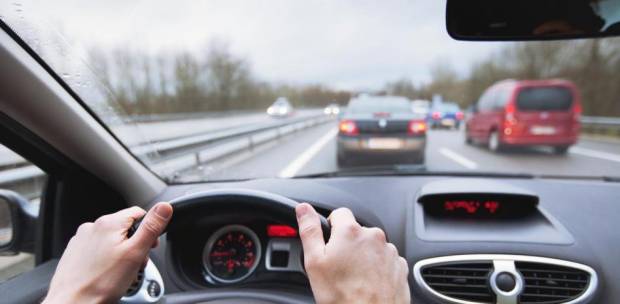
[296,203,325,260]
[129,202,172,251]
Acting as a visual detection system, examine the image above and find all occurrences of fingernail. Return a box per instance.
[296,204,309,219]
[155,203,172,219]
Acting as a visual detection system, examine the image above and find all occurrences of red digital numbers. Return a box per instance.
[444,200,500,214]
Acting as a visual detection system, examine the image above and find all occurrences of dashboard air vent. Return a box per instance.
[420,262,494,303]
[516,262,590,304]
[126,268,145,296]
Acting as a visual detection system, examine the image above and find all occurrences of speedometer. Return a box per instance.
[202,225,262,283]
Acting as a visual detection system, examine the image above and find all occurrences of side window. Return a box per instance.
[478,88,495,111]
[494,88,510,110]
[0,144,45,282]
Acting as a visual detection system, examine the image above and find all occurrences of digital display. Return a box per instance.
[422,195,536,219]
[444,200,500,215]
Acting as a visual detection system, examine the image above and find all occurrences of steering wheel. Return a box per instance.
[167,189,330,239]
[162,189,331,304]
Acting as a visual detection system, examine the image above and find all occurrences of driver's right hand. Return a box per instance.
[296,203,411,304]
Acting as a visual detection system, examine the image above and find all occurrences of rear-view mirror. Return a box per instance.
[447,0,620,41]
[0,190,37,255]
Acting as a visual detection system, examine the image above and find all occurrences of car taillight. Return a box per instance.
[432,111,442,120]
[339,120,358,135]
[505,102,517,123]
[573,102,582,121]
[455,111,464,120]
[408,121,426,135]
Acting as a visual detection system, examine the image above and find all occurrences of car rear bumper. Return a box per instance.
[429,118,461,128]
[502,135,578,146]
[337,135,426,159]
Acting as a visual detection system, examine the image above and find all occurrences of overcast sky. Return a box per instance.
[2,0,507,90]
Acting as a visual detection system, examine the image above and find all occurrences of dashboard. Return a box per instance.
[144,175,620,303]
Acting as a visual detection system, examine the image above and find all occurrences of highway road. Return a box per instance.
[198,122,620,181]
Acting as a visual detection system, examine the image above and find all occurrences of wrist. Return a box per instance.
[43,285,107,304]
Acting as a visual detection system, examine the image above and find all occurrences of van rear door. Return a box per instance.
[514,86,576,137]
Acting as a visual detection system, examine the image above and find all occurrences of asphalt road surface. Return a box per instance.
[202,122,620,180]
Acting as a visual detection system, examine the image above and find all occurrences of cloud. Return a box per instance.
[2,0,505,90]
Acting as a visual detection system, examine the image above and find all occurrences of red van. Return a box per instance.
[465,79,581,154]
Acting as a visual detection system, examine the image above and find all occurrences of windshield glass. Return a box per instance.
[2,1,620,182]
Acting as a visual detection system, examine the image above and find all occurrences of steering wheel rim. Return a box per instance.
[165,188,331,243]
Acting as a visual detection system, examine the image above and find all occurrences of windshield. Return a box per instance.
[2,1,620,182]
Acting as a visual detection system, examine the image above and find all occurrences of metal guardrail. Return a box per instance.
[0,114,333,197]
[580,116,620,126]
[580,116,620,137]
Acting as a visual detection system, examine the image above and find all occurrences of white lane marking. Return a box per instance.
[570,146,620,163]
[279,128,338,178]
[439,148,478,169]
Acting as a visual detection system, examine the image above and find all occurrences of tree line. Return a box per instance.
[90,38,620,117]
[88,41,351,116]
[384,38,620,116]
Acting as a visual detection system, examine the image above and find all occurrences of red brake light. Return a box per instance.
[573,102,582,121]
[432,111,442,120]
[505,101,517,123]
[455,111,464,120]
[339,120,359,135]
[267,225,298,238]
[408,121,426,134]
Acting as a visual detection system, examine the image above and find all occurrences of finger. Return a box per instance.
[328,208,360,237]
[364,227,387,243]
[96,207,146,230]
[296,203,325,259]
[129,202,173,251]
[142,256,149,269]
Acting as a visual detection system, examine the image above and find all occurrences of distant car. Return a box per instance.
[465,79,581,154]
[428,102,464,129]
[323,103,341,116]
[267,97,294,117]
[337,96,427,166]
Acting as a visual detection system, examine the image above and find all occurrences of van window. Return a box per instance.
[478,89,496,111]
[516,87,574,111]
[494,88,511,110]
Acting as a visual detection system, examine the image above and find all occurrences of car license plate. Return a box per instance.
[530,126,556,135]
[367,138,403,149]
[441,119,455,126]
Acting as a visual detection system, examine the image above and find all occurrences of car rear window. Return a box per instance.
[348,99,411,114]
[516,87,574,111]
[439,104,460,112]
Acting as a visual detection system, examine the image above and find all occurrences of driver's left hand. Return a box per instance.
[43,202,172,304]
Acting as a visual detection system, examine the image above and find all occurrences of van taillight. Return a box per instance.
[505,102,517,123]
[455,111,464,120]
[408,121,426,135]
[573,103,582,121]
[339,120,359,135]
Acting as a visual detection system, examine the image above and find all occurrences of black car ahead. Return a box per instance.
[337,96,427,166]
